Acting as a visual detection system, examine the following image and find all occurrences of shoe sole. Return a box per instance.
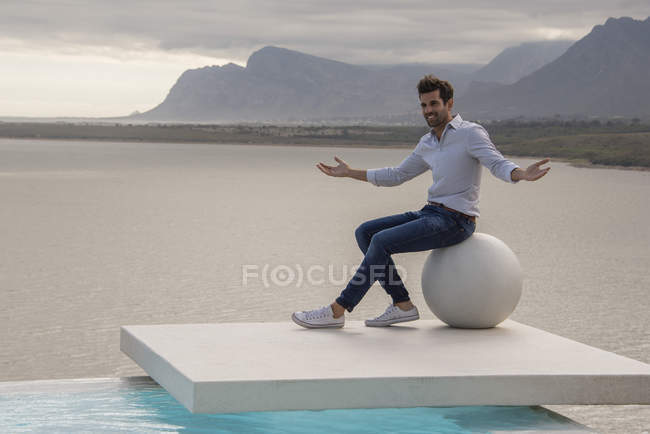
[291,313,344,329]
[365,313,419,327]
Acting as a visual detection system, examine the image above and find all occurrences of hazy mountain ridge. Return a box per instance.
[460,16,650,119]
[139,16,650,123]
[472,40,574,85]
[140,47,476,123]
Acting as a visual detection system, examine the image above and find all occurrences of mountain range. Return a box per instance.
[137,16,649,123]
[460,16,650,120]
[471,40,573,85]
[139,48,472,123]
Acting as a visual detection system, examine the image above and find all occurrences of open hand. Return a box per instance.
[514,158,551,181]
[316,156,350,177]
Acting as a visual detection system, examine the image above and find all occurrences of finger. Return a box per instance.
[532,168,550,180]
[319,163,334,169]
[316,164,331,175]
[534,158,551,167]
[334,156,345,164]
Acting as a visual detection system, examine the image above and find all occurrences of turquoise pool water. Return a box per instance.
[0,377,590,433]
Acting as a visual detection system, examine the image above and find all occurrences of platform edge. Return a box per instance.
[120,326,196,412]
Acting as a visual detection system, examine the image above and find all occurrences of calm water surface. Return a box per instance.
[1,138,648,433]
[0,378,593,433]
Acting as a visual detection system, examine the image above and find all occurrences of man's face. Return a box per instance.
[420,90,452,128]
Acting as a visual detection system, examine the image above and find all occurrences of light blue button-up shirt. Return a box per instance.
[366,114,519,217]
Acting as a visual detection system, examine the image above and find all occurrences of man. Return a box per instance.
[291,75,550,329]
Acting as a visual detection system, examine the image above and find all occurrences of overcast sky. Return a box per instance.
[1,1,648,117]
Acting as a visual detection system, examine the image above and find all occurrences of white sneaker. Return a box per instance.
[365,304,419,327]
[292,305,345,329]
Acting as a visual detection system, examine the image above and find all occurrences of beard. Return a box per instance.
[425,114,442,128]
[425,108,450,128]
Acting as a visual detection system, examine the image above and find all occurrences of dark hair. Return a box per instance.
[417,75,454,104]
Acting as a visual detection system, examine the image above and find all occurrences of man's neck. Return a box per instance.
[432,114,454,140]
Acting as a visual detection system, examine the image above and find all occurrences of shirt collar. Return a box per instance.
[448,114,463,129]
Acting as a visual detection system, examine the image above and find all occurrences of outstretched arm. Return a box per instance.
[317,152,429,186]
[468,126,550,184]
[510,158,551,182]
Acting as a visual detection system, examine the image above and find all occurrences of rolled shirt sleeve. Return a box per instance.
[367,151,430,187]
[467,126,520,183]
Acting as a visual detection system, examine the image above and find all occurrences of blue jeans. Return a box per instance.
[335,204,476,312]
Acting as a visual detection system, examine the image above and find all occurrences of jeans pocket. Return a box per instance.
[452,215,475,238]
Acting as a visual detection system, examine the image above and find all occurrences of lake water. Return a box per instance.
[0,138,648,433]
[0,377,595,433]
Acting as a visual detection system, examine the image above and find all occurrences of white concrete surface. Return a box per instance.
[120,319,650,414]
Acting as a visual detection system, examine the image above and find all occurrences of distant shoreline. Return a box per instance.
[3,134,649,173]
[1,121,649,171]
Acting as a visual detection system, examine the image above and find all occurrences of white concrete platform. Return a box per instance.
[120,319,650,414]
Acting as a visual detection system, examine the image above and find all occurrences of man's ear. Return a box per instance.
[447,97,454,111]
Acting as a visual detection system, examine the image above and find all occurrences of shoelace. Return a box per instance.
[375,305,399,320]
[304,306,330,320]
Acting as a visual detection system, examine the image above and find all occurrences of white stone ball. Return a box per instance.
[421,233,523,328]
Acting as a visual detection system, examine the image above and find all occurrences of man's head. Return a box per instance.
[417,75,454,129]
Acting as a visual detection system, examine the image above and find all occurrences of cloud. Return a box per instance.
[1,0,648,64]
[2,1,647,116]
